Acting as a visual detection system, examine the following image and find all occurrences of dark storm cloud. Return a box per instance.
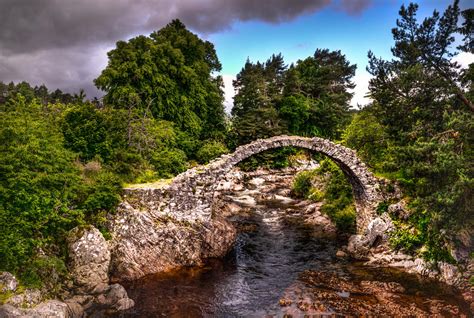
[0,0,373,97]
[338,0,373,15]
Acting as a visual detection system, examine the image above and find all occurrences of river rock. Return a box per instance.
[438,262,461,286]
[96,284,135,311]
[0,272,17,293]
[248,177,265,187]
[0,300,69,318]
[67,226,110,294]
[347,234,370,259]
[388,200,410,220]
[7,289,42,308]
[365,215,394,246]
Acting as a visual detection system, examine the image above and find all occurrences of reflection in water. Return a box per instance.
[118,181,470,317]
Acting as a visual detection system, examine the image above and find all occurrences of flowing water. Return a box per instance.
[118,173,471,317]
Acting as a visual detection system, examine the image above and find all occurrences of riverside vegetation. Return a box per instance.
[0,0,473,299]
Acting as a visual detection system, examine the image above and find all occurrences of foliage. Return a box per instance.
[230,49,355,168]
[0,97,83,277]
[280,49,355,139]
[196,140,229,164]
[291,158,356,233]
[354,0,474,262]
[237,147,298,171]
[150,148,188,178]
[0,95,122,289]
[20,256,69,295]
[62,103,116,162]
[232,49,355,144]
[0,81,76,105]
[292,170,315,198]
[316,159,356,233]
[94,19,226,140]
[342,108,388,171]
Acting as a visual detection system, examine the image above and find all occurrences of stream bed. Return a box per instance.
[118,172,471,317]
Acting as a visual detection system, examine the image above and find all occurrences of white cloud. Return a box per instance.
[348,52,474,109]
[350,70,372,108]
[452,52,474,69]
[222,74,236,113]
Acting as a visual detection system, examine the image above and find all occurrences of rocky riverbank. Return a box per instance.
[0,227,135,317]
[119,166,472,317]
[1,163,472,316]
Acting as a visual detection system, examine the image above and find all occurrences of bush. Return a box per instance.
[150,148,188,178]
[20,256,68,295]
[196,140,228,164]
[291,158,356,233]
[292,170,315,198]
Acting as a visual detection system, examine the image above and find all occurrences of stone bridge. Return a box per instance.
[165,135,384,233]
[112,135,390,280]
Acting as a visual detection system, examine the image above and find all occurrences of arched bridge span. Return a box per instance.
[167,135,383,233]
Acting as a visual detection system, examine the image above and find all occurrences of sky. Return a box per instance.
[0,0,472,112]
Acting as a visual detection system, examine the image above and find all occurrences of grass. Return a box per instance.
[124,178,174,189]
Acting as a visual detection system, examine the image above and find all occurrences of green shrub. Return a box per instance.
[151,148,187,178]
[20,256,68,294]
[389,227,423,252]
[307,188,324,202]
[290,158,356,233]
[196,140,229,164]
[376,201,389,215]
[292,170,315,198]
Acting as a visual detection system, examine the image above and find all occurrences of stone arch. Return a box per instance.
[168,135,383,233]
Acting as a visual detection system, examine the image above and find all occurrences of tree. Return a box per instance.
[363,1,474,262]
[94,19,226,140]
[368,1,472,113]
[232,56,286,145]
[280,49,356,138]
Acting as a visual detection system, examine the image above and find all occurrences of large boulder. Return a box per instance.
[347,215,394,259]
[67,227,110,294]
[108,202,236,281]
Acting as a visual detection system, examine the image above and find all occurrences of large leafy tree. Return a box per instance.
[94,19,226,140]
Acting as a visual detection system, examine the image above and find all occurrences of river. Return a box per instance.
[117,170,471,317]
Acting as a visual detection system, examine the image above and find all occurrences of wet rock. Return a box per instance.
[97,284,135,311]
[67,226,110,294]
[248,177,265,187]
[298,270,470,317]
[364,215,393,246]
[231,194,257,207]
[347,235,370,259]
[64,300,84,318]
[0,272,17,293]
